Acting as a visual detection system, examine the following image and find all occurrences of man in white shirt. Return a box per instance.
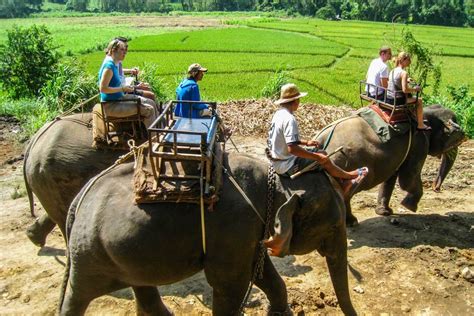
[265,83,368,256]
[366,46,392,100]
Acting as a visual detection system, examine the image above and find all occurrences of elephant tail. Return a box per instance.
[23,131,37,218]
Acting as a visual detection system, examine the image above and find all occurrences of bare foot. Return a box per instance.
[342,167,369,198]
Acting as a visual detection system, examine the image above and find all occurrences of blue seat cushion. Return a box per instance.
[164,117,218,146]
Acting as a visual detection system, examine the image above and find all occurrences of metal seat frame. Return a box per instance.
[359,80,418,122]
[147,100,218,193]
[100,96,145,144]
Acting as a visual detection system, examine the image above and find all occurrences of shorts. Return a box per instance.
[386,96,407,106]
[368,93,385,101]
[284,148,324,177]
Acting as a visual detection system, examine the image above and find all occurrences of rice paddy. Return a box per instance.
[2,15,472,106]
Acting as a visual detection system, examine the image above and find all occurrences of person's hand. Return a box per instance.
[122,85,134,93]
[136,82,149,89]
[306,140,320,148]
[414,85,421,92]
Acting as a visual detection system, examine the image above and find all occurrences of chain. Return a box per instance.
[238,165,276,314]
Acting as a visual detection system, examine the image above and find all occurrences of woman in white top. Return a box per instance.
[387,52,431,131]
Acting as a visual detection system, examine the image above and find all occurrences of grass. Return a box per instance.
[129,28,348,56]
[1,14,472,112]
[82,51,337,74]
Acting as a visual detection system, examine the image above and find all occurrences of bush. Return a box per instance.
[426,85,474,138]
[139,63,174,101]
[315,6,336,20]
[260,69,290,99]
[0,25,60,99]
[40,58,98,113]
[397,29,441,96]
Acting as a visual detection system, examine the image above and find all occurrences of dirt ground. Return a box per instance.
[0,117,472,315]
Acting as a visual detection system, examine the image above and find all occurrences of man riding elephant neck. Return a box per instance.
[265,83,368,256]
[174,63,211,118]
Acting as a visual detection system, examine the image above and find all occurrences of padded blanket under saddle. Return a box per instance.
[357,107,411,143]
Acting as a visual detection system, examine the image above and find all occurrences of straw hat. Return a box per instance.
[275,83,308,105]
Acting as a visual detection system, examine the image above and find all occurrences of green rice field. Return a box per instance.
[1,15,473,106]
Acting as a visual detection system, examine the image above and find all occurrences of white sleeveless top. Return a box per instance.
[387,67,405,99]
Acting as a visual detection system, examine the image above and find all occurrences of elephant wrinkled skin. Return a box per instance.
[60,154,356,315]
[23,113,126,246]
[316,105,465,225]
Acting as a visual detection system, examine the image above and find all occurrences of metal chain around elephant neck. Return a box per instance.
[238,164,276,314]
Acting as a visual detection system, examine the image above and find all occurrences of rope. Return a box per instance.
[313,115,357,150]
[74,139,151,215]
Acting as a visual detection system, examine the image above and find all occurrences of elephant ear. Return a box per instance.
[265,193,301,257]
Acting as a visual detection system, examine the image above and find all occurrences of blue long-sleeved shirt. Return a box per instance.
[174,78,207,118]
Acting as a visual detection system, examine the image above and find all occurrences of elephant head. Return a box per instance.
[393,105,466,212]
[424,105,467,192]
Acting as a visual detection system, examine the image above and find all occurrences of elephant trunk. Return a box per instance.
[432,147,458,192]
[326,230,357,316]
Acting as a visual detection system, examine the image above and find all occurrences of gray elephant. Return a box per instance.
[23,113,127,246]
[24,104,464,246]
[315,104,466,226]
[60,153,356,315]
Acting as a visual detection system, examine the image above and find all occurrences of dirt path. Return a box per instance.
[0,123,472,315]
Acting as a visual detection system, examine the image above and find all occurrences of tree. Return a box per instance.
[0,25,60,99]
[66,0,88,11]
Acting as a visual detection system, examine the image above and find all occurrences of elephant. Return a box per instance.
[23,113,127,246]
[24,104,465,246]
[60,153,357,315]
[315,104,466,226]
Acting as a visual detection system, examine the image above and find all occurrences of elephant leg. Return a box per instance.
[325,227,356,316]
[211,282,249,316]
[345,201,358,227]
[59,282,91,316]
[205,262,251,316]
[254,252,290,315]
[376,173,397,216]
[133,286,173,316]
[25,214,56,247]
[399,176,423,212]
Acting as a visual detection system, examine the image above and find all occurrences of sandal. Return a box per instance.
[344,167,369,198]
[416,125,432,131]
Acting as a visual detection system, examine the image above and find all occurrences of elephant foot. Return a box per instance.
[401,197,418,213]
[345,214,359,227]
[268,304,293,316]
[25,223,46,247]
[375,205,393,216]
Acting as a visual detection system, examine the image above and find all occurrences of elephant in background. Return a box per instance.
[315,104,466,226]
[23,113,126,246]
[60,153,357,315]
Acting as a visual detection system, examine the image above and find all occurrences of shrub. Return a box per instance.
[260,69,290,99]
[139,63,174,101]
[0,25,60,99]
[40,58,98,113]
[426,85,473,138]
[397,29,441,96]
[316,6,336,20]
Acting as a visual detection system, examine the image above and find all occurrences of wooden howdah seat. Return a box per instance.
[133,100,223,204]
[96,96,148,146]
[359,80,418,124]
